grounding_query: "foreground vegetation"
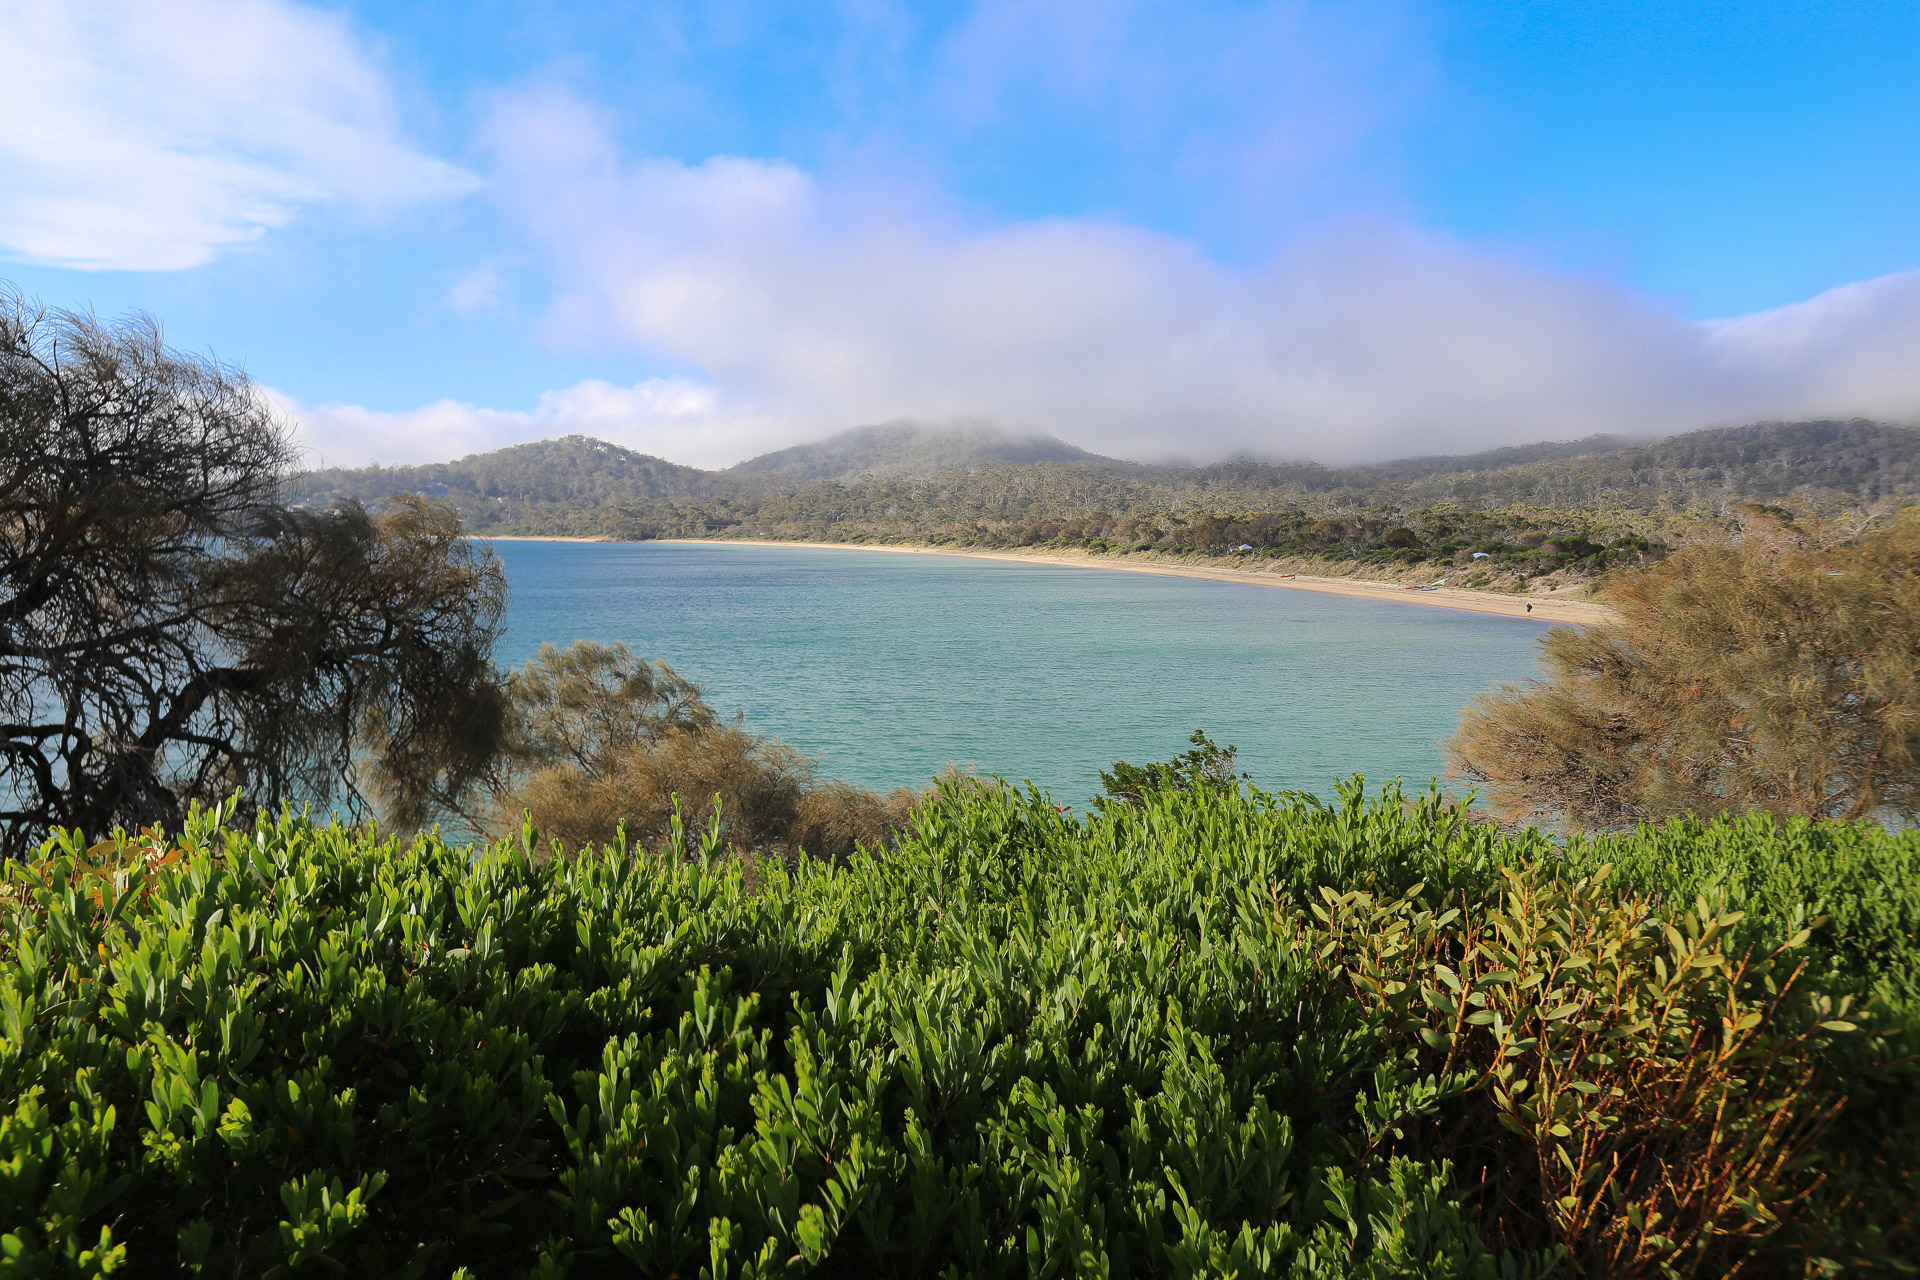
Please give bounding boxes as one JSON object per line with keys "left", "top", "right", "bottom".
{"left": 5, "top": 778, "right": 1915, "bottom": 1276}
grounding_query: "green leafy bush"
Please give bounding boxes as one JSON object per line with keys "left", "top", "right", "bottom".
{"left": 1095, "top": 729, "right": 1246, "bottom": 809}
{"left": 1293, "top": 870, "right": 1859, "bottom": 1276}
{"left": 2, "top": 782, "right": 1913, "bottom": 1276}
{"left": 1568, "top": 813, "right": 1920, "bottom": 1017}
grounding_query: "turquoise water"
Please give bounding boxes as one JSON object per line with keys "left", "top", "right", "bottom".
{"left": 494, "top": 541, "right": 1548, "bottom": 805}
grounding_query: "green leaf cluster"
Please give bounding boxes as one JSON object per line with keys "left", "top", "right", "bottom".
{"left": 2, "top": 781, "right": 1914, "bottom": 1276}
{"left": 1096, "top": 731, "right": 1247, "bottom": 810}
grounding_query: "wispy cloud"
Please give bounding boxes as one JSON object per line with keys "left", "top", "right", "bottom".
{"left": 0, "top": 0, "right": 475, "bottom": 271}
{"left": 929, "top": 0, "right": 1424, "bottom": 234}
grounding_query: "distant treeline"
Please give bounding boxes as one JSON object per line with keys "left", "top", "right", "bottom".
{"left": 291, "top": 418, "right": 1920, "bottom": 584}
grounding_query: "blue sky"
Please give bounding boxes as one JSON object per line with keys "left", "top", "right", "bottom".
{"left": 2, "top": 0, "right": 1917, "bottom": 467}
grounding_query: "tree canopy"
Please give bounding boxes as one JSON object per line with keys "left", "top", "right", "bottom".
{"left": 464, "top": 640, "right": 919, "bottom": 861}
{"left": 289, "top": 419, "right": 1920, "bottom": 550}
{"left": 1449, "top": 511, "right": 1920, "bottom": 828}
{"left": 0, "top": 291, "right": 507, "bottom": 853}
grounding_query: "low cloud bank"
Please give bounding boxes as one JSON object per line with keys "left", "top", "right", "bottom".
{"left": 288, "top": 88, "right": 1920, "bottom": 470}
{"left": 283, "top": 243, "right": 1920, "bottom": 472}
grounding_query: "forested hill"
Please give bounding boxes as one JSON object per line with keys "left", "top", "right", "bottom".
{"left": 1158, "top": 419, "right": 1920, "bottom": 510}
{"left": 724, "top": 421, "right": 1111, "bottom": 481}
{"left": 292, "top": 434, "right": 710, "bottom": 512}
{"left": 288, "top": 424, "right": 1119, "bottom": 525}
{"left": 1367, "top": 419, "right": 1920, "bottom": 510}
{"left": 288, "top": 419, "right": 1920, "bottom": 576}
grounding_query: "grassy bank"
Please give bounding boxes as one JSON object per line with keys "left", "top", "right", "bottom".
{"left": 4, "top": 782, "right": 1915, "bottom": 1276}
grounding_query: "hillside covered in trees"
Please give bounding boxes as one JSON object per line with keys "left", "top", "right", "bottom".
{"left": 290, "top": 418, "right": 1920, "bottom": 588}
{"left": 727, "top": 420, "right": 1111, "bottom": 481}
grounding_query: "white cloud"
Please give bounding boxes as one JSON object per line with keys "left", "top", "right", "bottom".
{"left": 0, "top": 0, "right": 475, "bottom": 271}
{"left": 449, "top": 87, "right": 1919, "bottom": 466}
{"left": 1703, "top": 269, "right": 1920, "bottom": 424}
{"left": 273, "top": 377, "right": 789, "bottom": 471}
{"left": 283, "top": 75, "right": 1920, "bottom": 472}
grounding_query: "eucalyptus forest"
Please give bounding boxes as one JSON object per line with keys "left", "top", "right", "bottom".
{"left": 294, "top": 418, "right": 1920, "bottom": 593}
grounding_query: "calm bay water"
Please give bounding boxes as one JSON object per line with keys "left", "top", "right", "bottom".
{"left": 494, "top": 541, "right": 1547, "bottom": 805}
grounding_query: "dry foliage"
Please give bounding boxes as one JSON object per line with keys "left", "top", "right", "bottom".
{"left": 477, "top": 641, "right": 920, "bottom": 859}
{"left": 1449, "top": 511, "right": 1920, "bottom": 828}
{"left": 1289, "top": 866, "right": 1861, "bottom": 1278}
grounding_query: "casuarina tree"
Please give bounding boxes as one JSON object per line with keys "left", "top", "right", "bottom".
{"left": 1449, "top": 510, "right": 1920, "bottom": 829}
{"left": 0, "top": 289, "right": 508, "bottom": 854}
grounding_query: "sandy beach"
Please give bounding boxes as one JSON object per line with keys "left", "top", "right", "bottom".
{"left": 659, "top": 539, "right": 1618, "bottom": 625}
{"left": 478, "top": 534, "right": 617, "bottom": 542}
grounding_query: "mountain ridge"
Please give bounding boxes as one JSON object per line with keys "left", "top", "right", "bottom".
{"left": 287, "top": 418, "right": 1920, "bottom": 542}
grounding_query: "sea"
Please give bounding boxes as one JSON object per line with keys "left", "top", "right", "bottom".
{"left": 494, "top": 540, "right": 1548, "bottom": 807}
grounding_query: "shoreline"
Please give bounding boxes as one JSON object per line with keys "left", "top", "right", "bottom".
{"left": 651, "top": 538, "right": 1618, "bottom": 625}
{"left": 478, "top": 534, "right": 616, "bottom": 542}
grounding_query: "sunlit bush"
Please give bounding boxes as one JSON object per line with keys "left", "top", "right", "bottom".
{"left": 470, "top": 641, "right": 921, "bottom": 860}
{"left": 2, "top": 780, "right": 1913, "bottom": 1275}
{"left": 1449, "top": 513, "right": 1920, "bottom": 829}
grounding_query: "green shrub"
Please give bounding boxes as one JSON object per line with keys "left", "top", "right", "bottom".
{"left": 1095, "top": 729, "right": 1246, "bottom": 809}
{"left": 1293, "top": 869, "right": 1856, "bottom": 1276}
{"left": 1564, "top": 813, "right": 1920, "bottom": 1018}
{"left": 1, "top": 783, "right": 1913, "bottom": 1276}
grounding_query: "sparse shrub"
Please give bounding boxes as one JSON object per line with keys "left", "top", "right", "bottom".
{"left": 1449, "top": 515, "right": 1920, "bottom": 829}
{"left": 790, "top": 778, "right": 921, "bottom": 863}
{"left": 501, "top": 721, "right": 812, "bottom": 855}
{"left": 475, "top": 641, "right": 919, "bottom": 860}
